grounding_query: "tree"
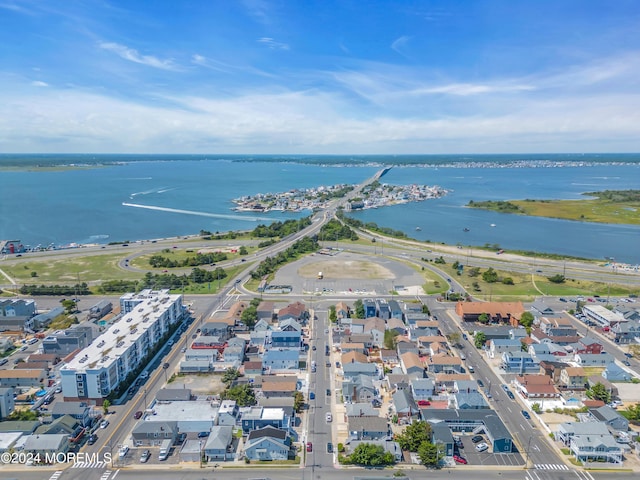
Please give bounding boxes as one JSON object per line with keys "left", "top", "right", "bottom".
{"left": 102, "top": 399, "right": 111, "bottom": 415}
{"left": 384, "top": 329, "right": 400, "bottom": 350}
{"left": 547, "top": 274, "right": 566, "bottom": 284}
{"left": 478, "top": 312, "right": 490, "bottom": 324}
{"left": 447, "top": 332, "right": 461, "bottom": 347}
{"left": 347, "top": 443, "right": 395, "bottom": 466}
{"left": 587, "top": 382, "right": 611, "bottom": 404}
{"left": 240, "top": 305, "right": 258, "bottom": 329}
{"left": 625, "top": 403, "right": 640, "bottom": 422}
{"left": 238, "top": 246, "right": 248, "bottom": 255}
{"left": 293, "top": 391, "right": 305, "bottom": 413}
{"left": 520, "top": 311, "right": 534, "bottom": 329}
{"left": 395, "top": 421, "right": 432, "bottom": 452}
{"left": 474, "top": 332, "right": 487, "bottom": 349}
{"left": 222, "top": 368, "right": 240, "bottom": 386}
{"left": 418, "top": 441, "right": 443, "bottom": 467}
{"left": 502, "top": 277, "right": 514, "bottom": 285}
{"left": 421, "top": 304, "right": 430, "bottom": 315}
{"left": 221, "top": 384, "right": 256, "bottom": 406}
{"left": 353, "top": 299, "right": 365, "bottom": 319}
{"left": 329, "top": 305, "right": 337, "bottom": 324}
{"left": 61, "top": 299, "right": 77, "bottom": 314}
{"left": 482, "top": 267, "right": 498, "bottom": 283}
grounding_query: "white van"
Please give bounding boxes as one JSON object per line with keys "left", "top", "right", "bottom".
{"left": 158, "top": 439, "right": 171, "bottom": 461}
{"left": 326, "top": 412, "right": 332, "bottom": 422}
{"left": 468, "top": 365, "right": 474, "bottom": 373}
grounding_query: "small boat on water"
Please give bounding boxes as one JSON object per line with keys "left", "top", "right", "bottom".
{"left": 463, "top": 228, "right": 470, "bottom": 232}
{"left": 490, "top": 223, "right": 496, "bottom": 227}
{"left": 415, "top": 226, "right": 422, "bottom": 231}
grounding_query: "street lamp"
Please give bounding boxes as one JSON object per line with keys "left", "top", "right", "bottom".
{"left": 199, "top": 440, "right": 203, "bottom": 468}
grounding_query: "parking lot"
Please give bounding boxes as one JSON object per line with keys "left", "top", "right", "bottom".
{"left": 455, "top": 433, "right": 525, "bottom": 467}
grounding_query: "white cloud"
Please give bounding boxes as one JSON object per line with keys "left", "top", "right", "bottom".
{"left": 390, "top": 35, "right": 410, "bottom": 55}
{"left": 31, "top": 80, "right": 48, "bottom": 87}
{"left": 99, "top": 42, "right": 179, "bottom": 70}
{"left": 258, "top": 37, "right": 289, "bottom": 50}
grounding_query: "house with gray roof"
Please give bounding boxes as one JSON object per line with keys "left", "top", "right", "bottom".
{"left": 0, "top": 387, "right": 15, "bottom": 420}
{"left": 570, "top": 433, "right": 622, "bottom": 464}
{"left": 575, "top": 353, "right": 615, "bottom": 367}
{"left": 602, "top": 363, "right": 631, "bottom": 382}
{"left": 156, "top": 388, "right": 192, "bottom": 402}
{"left": 262, "top": 349, "right": 299, "bottom": 373}
{"left": 131, "top": 421, "right": 178, "bottom": 447}
{"left": 345, "top": 403, "right": 378, "bottom": 418}
{"left": 556, "top": 421, "right": 611, "bottom": 446}
{"left": 244, "top": 426, "right": 292, "bottom": 461}
{"left": 452, "top": 391, "right": 489, "bottom": 409}
{"left": 590, "top": 405, "right": 629, "bottom": 432}
{"left": 347, "top": 416, "right": 389, "bottom": 441}
{"left": 35, "top": 415, "right": 83, "bottom": 440}
{"left": 501, "top": 351, "right": 540, "bottom": 373}
{"left": 342, "top": 375, "right": 377, "bottom": 403}
{"left": 51, "top": 402, "right": 92, "bottom": 427}
{"left": 392, "top": 389, "right": 419, "bottom": 421}
{"left": 23, "top": 434, "right": 70, "bottom": 457}
{"left": 431, "top": 422, "right": 455, "bottom": 457}
{"left": 342, "top": 361, "right": 379, "bottom": 379}
{"left": 489, "top": 338, "right": 522, "bottom": 357}
{"left": 611, "top": 320, "right": 640, "bottom": 344}
{"left": 203, "top": 425, "right": 235, "bottom": 461}
{"left": 410, "top": 378, "right": 435, "bottom": 401}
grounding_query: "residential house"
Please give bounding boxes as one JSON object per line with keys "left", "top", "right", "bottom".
{"left": 396, "top": 339, "right": 419, "bottom": 356}
{"left": 556, "top": 421, "right": 610, "bottom": 446}
{"left": 560, "top": 367, "right": 587, "bottom": 390}
{"left": 574, "top": 353, "right": 614, "bottom": 367}
{"left": 216, "top": 400, "right": 239, "bottom": 426}
{"left": 392, "top": 389, "right": 419, "bottom": 421}
{"left": 156, "top": 388, "right": 192, "bottom": 402}
{"left": 376, "top": 300, "right": 391, "bottom": 320}
{"left": 427, "top": 356, "right": 463, "bottom": 374}
{"left": 341, "top": 351, "right": 368, "bottom": 365}
{"left": 347, "top": 440, "right": 403, "bottom": 462}
{"left": 341, "top": 342, "right": 367, "bottom": 355}
{"left": 22, "top": 434, "right": 70, "bottom": 457}
{"left": 342, "top": 362, "right": 379, "bottom": 379}
{"left": 611, "top": 320, "right": 640, "bottom": 344}
{"left": 51, "top": 402, "right": 93, "bottom": 427}
{"left": 388, "top": 300, "right": 403, "bottom": 320}
{"left": 576, "top": 337, "right": 604, "bottom": 354}
{"left": 539, "top": 360, "right": 571, "bottom": 384}
{"left": 131, "top": 421, "right": 178, "bottom": 446}
{"left": 410, "top": 378, "right": 435, "bottom": 401}
{"left": 363, "top": 299, "right": 377, "bottom": 318}
{"left": 501, "top": 352, "right": 540, "bottom": 374}
{"left": 346, "top": 318, "right": 367, "bottom": 334}
{"left": 241, "top": 406, "right": 291, "bottom": 434}
{"left": 335, "top": 302, "right": 350, "bottom": 321}
{"left": 405, "top": 313, "right": 431, "bottom": 327}
{"left": 342, "top": 375, "right": 377, "bottom": 403}
{"left": 262, "top": 349, "right": 299, "bottom": 374}
{"left": 363, "top": 317, "right": 386, "bottom": 348}
{"left": 223, "top": 338, "right": 246, "bottom": 363}
{"left": 454, "top": 380, "right": 478, "bottom": 393}
{"left": 413, "top": 320, "right": 440, "bottom": 335}
{"left": 379, "top": 349, "right": 398, "bottom": 365}
{"left": 345, "top": 403, "right": 378, "bottom": 419}
{"left": 204, "top": 425, "right": 235, "bottom": 461}
{"left": 277, "top": 302, "right": 308, "bottom": 324}
{"left": 556, "top": 421, "right": 623, "bottom": 464}
{"left": 278, "top": 318, "right": 302, "bottom": 332}
{"left": 399, "top": 352, "right": 425, "bottom": 378}
{"left": 587, "top": 376, "right": 618, "bottom": 398}
{"left": 347, "top": 416, "right": 389, "bottom": 441}
{"left": 0, "top": 387, "right": 15, "bottom": 419}
{"left": 243, "top": 361, "right": 263, "bottom": 376}
{"left": 253, "top": 319, "right": 270, "bottom": 333}
{"left": 0, "top": 369, "right": 47, "bottom": 388}
{"left": 35, "top": 415, "right": 84, "bottom": 442}
{"left": 431, "top": 423, "right": 455, "bottom": 457}
{"left": 256, "top": 301, "right": 275, "bottom": 323}
{"left": 269, "top": 330, "right": 302, "bottom": 350}
{"left": 531, "top": 300, "right": 558, "bottom": 318}
{"left": 590, "top": 405, "right": 629, "bottom": 432}
{"left": 201, "top": 321, "right": 229, "bottom": 339}
{"left": 260, "top": 377, "right": 298, "bottom": 398}
{"left": 452, "top": 391, "right": 489, "bottom": 409}
{"left": 244, "top": 426, "right": 292, "bottom": 461}
{"left": 602, "top": 363, "right": 631, "bottom": 382}
{"left": 489, "top": 339, "right": 522, "bottom": 357}
{"left": 514, "top": 375, "right": 560, "bottom": 399}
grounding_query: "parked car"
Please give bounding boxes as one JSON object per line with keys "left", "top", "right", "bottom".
{"left": 453, "top": 454, "right": 468, "bottom": 464}
{"left": 475, "top": 442, "right": 489, "bottom": 452}
{"left": 306, "top": 442, "right": 313, "bottom": 452}
{"left": 197, "top": 431, "right": 210, "bottom": 438}
{"left": 140, "top": 449, "right": 150, "bottom": 463}
{"left": 312, "top": 345, "right": 316, "bottom": 351}
{"left": 471, "top": 435, "right": 484, "bottom": 443}
{"left": 327, "top": 442, "right": 333, "bottom": 453}
{"left": 477, "top": 379, "right": 484, "bottom": 388}
{"left": 309, "top": 392, "right": 315, "bottom": 400}
{"left": 118, "top": 445, "right": 129, "bottom": 458}
{"left": 521, "top": 410, "right": 531, "bottom": 420}
{"left": 87, "top": 434, "right": 98, "bottom": 445}
{"left": 326, "top": 389, "right": 331, "bottom": 396}
{"left": 507, "top": 391, "right": 515, "bottom": 400}
{"left": 326, "top": 412, "right": 332, "bottom": 422}
{"left": 100, "top": 420, "right": 109, "bottom": 429}
{"left": 624, "top": 353, "right": 633, "bottom": 358}
{"left": 623, "top": 360, "right": 631, "bottom": 366}
{"left": 134, "top": 410, "right": 143, "bottom": 419}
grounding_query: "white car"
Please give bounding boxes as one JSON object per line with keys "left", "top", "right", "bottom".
{"left": 326, "top": 413, "right": 332, "bottom": 422}
{"left": 118, "top": 445, "right": 129, "bottom": 458}
{"left": 100, "top": 420, "right": 109, "bottom": 429}
{"left": 475, "top": 442, "right": 489, "bottom": 452}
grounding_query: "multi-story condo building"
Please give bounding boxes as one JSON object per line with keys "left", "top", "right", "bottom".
{"left": 60, "top": 289, "right": 184, "bottom": 403}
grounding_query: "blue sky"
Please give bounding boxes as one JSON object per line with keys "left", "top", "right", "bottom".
{"left": 1, "top": 0, "right": 639, "bottom": 154}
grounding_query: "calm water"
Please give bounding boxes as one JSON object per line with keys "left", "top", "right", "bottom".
{"left": 1, "top": 155, "right": 639, "bottom": 263}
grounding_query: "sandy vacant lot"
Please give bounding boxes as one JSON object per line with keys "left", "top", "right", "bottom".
{"left": 169, "top": 373, "right": 226, "bottom": 395}
{"left": 298, "top": 259, "right": 395, "bottom": 279}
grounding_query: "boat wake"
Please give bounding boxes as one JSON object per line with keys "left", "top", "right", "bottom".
{"left": 122, "top": 202, "right": 271, "bottom": 222}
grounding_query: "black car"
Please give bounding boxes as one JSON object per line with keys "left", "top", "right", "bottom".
{"left": 477, "top": 379, "right": 484, "bottom": 388}
{"left": 507, "top": 391, "right": 515, "bottom": 400}
{"left": 87, "top": 434, "right": 98, "bottom": 445}
{"left": 623, "top": 360, "right": 631, "bottom": 366}
{"left": 471, "top": 435, "right": 483, "bottom": 443}
{"left": 326, "top": 389, "right": 331, "bottom": 396}
{"left": 327, "top": 442, "right": 333, "bottom": 453}
{"left": 522, "top": 410, "right": 531, "bottom": 420}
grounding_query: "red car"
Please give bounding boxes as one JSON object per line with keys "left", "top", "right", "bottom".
{"left": 453, "top": 454, "right": 468, "bottom": 464}
{"left": 306, "top": 442, "right": 313, "bottom": 452}
{"left": 417, "top": 400, "right": 431, "bottom": 406}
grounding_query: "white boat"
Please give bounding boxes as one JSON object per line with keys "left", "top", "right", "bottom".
{"left": 415, "top": 227, "right": 422, "bottom": 231}
{"left": 490, "top": 224, "right": 496, "bottom": 227}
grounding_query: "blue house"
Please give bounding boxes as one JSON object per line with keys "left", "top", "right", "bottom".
{"left": 363, "top": 299, "right": 377, "bottom": 318}
{"left": 501, "top": 352, "right": 540, "bottom": 373}
{"left": 602, "top": 363, "right": 631, "bottom": 382}
{"left": 388, "top": 300, "right": 403, "bottom": 321}
{"left": 270, "top": 330, "right": 302, "bottom": 350}
{"left": 262, "top": 349, "right": 299, "bottom": 373}
{"left": 244, "top": 426, "right": 292, "bottom": 461}
{"left": 241, "top": 406, "right": 292, "bottom": 434}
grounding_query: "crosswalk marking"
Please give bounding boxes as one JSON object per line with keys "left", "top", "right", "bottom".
{"left": 49, "top": 471, "right": 63, "bottom": 480}
{"left": 100, "top": 469, "right": 112, "bottom": 480}
{"left": 535, "top": 463, "right": 569, "bottom": 470}
{"left": 72, "top": 460, "right": 109, "bottom": 468}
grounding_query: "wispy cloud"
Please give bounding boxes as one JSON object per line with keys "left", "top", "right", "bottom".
{"left": 0, "top": 2, "right": 32, "bottom": 14}
{"left": 99, "top": 42, "right": 179, "bottom": 70}
{"left": 242, "top": 0, "right": 272, "bottom": 25}
{"left": 31, "top": 80, "right": 48, "bottom": 87}
{"left": 413, "top": 83, "right": 535, "bottom": 96}
{"left": 190, "top": 53, "right": 277, "bottom": 78}
{"left": 258, "top": 37, "right": 289, "bottom": 50}
{"left": 391, "top": 35, "right": 410, "bottom": 56}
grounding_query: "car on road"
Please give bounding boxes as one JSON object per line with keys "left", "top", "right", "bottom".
{"left": 139, "top": 450, "right": 150, "bottom": 463}
{"left": 312, "top": 345, "right": 316, "bottom": 351}
{"left": 501, "top": 384, "right": 509, "bottom": 392}
{"left": 134, "top": 411, "right": 143, "bottom": 419}
{"left": 559, "top": 297, "right": 567, "bottom": 302}
{"left": 521, "top": 410, "right": 531, "bottom": 420}
{"left": 326, "top": 389, "right": 331, "bottom": 396}
{"left": 100, "top": 420, "right": 109, "bottom": 429}
{"left": 163, "top": 362, "right": 170, "bottom": 368}
{"left": 507, "top": 391, "right": 515, "bottom": 400}
{"left": 306, "top": 442, "right": 313, "bottom": 452}
{"left": 453, "top": 454, "right": 468, "bottom": 464}
{"left": 309, "top": 392, "right": 315, "bottom": 400}
{"left": 471, "top": 435, "right": 483, "bottom": 443}
{"left": 326, "top": 413, "right": 332, "bottom": 422}
{"left": 475, "top": 442, "right": 489, "bottom": 452}
{"left": 327, "top": 443, "right": 333, "bottom": 453}
{"left": 624, "top": 353, "right": 633, "bottom": 358}
{"left": 197, "top": 431, "right": 210, "bottom": 438}
{"left": 87, "top": 434, "right": 98, "bottom": 445}
{"left": 623, "top": 360, "right": 631, "bottom": 366}
{"left": 484, "top": 389, "right": 492, "bottom": 399}
{"left": 477, "top": 379, "right": 484, "bottom": 388}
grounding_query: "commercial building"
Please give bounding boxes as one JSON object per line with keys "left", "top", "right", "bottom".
{"left": 60, "top": 289, "right": 184, "bottom": 402}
